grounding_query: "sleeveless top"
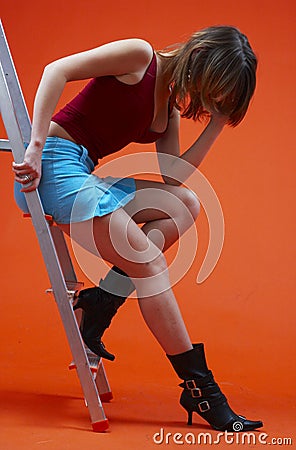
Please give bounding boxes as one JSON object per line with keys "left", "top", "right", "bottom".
{"left": 52, "top": 52, "right": 170, "bottom": 164}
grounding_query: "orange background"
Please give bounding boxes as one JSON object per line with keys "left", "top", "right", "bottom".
{"left": 0, "top": 0, "right": 295, "bottom": 449}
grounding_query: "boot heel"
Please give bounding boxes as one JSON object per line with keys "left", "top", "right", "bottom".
{"left": 73, "top": 289, "right": 86, "bottom": 311}
{"left": 187, "top": 410, "right": 193, "bottom": 426}
{"left": 73, "top": 298, "right": 82, "bottom": 311}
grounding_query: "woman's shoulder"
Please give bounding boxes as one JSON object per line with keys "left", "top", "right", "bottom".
{"left": 108, "top": 38, "right": 154, "bottom": 83}
{"left": 115, "top": 38, "right": 154, "bottom": 65}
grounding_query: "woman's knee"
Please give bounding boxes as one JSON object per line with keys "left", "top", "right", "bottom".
{"left": 123, "top": 249, "right": 168, "bottom": 278}
{"left": 178, "top": 187, "right": 200, "bottom": 220}
{"left": 132, "top": 252, "right": 171, "bottom": 297}
{"left": 144, "top": 251, "right": 168, "bottom": 276}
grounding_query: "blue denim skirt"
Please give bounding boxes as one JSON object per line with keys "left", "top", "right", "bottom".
{"left": 14, "top": 137, "right": 136, "bottom": 224}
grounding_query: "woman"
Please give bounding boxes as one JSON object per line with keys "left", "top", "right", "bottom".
{"left": 13, "top": 25, "right": 262, "bottom": 431}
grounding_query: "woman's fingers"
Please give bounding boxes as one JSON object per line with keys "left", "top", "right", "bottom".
{"left": 20, "top": 178, "right": 39, "bottom": 192}
{"left": 12, "top": 161, "right": 40, "bottom": 188}
{"left": 14, "top": 169, "right": 38, "bottom": 180}
{"left": 12, "top": 162, "right": 36, "bottom": 174}
{"left": 12, "top": 146, "right": 42, "bottom": 192}
{"left": 15, "top": 173, "right": 33, "bottom": 183}
{"left": 15, "top": 173, "right": 41, "bottom": 192}
{"left": 12, "top": 161, "right": 31, "bottom": 169}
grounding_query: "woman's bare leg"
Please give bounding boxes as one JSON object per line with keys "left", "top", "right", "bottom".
{"left": 124, "top": 179, "right": 200, "bottom": 251}
{"left": 59, "top": 207, "right": 192, "bottom": 355}
{"left": 96, "top": 178, "right": 200, "bottom": 299}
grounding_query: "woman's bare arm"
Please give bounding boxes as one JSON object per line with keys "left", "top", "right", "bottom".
{"left": 13, "top": 39, "right": 153, "bottom": 191}
{"left": 156, "top": 112, "right": 227, "bottom": 185}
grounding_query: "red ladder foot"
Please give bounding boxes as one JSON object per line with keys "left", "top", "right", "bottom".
{"left": 92, "top": 419, "right": 109, "bottom": 432}
{"left": 99, "top": 391, "right": 113, "bottom": 402}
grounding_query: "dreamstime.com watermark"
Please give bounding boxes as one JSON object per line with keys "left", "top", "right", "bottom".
{"left": 69, "top": 151, "right": 225, "bottom": 295}
{"left": 152, "top": 427, "right": 293, "bottom": 446}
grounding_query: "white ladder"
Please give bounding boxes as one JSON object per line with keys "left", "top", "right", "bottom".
{"left": 0, "top": 19, "right": 112, "bottom": 432}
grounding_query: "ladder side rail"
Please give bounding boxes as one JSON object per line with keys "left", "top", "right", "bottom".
{"left": 50, "top": 225, "right": 79, "bottom": 286}
{"left": 50, "top": 225, "right": 83, "bottom": 333}
{"left": 0, "top": 20, "right": 31, "bottom": 143}
{"left": 0, "top": 64, "right": 107, "bottom": 428}
{"left": 0, "top": 26, "right": 111, "bottom": 411}
{"left": 96, "top": 360, "right": 113, "bottom": 399}
{"left": 50, "top": 224, "right": 112, "bottom": 400}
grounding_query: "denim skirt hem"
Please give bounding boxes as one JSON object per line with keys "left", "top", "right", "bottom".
{"left": 14, "top": 137, "right": 136, "bottom": 224}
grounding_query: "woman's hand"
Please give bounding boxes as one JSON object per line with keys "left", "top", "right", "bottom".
{"left": 12, "top": 142, "right": 42, "bottom": 192}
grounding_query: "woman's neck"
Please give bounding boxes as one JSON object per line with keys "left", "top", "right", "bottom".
{"left": 156, "top": 53, "right": 174, "bottom": 88}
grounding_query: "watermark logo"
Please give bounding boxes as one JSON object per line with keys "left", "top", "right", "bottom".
{"left": 69, "top": 151, "right": 224, "bottom": 297}
{"left": 152, "top": 427, "right": 293, "bottom": 446}
{"left": 232, "top": 421, "right": 244, "bottom": 432}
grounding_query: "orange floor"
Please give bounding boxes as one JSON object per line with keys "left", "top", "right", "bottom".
{"left": 1, "top": 0, "right": 296, "bottom": 449}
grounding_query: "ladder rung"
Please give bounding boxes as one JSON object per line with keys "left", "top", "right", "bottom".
{"left": 69, "top": 359, "right": 99, "bottom": 374}
{"left": 45, "top": 282, "right": 84, "bottom": 297}
{"left": 69, "top": 357, "right": 114, "bottom": 403}
{"left": 23, "top": 212, "right": 54, "bottom": 226}
{"left": 0, "top": 139, "right": 12, "bottom": 151}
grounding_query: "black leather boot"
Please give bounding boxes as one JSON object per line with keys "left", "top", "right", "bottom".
{"left": 167, "top": 343, "right": 263, "bottom": 431}
{"left": 73, "top": 266, "right": 135, "bottom": 360}
{"left": 74, "top": 284, "right": 126, "bottom": 361}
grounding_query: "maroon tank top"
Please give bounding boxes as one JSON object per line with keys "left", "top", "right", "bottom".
{"left": 52, "top": 52, "right": 169, "bottom": 163}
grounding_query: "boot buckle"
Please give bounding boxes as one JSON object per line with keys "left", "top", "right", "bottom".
{"left": 198, "top": 401, "right": 210, "bottom": 412}
{"left": 185, "top": 379, "right": 197, "bottom": 390}
{"left": 185, "top": 380, "right": 202, "bottom": 398}
{"left": 191, "top": 388, "right": 202, "bottom": 398}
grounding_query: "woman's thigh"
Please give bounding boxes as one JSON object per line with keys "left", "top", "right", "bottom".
{"left": 58, "top": 207, "right": 162, "bottom": 273}
{"left": 123, "top": 179, "right": 200, "bottom": 223}
{"left": 58, "top": 207, "right": 171, "bottom": 297}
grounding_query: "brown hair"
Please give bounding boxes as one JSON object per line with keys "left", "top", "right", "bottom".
{"left": 157, "top": 26, "right": 257, "bottom": 126}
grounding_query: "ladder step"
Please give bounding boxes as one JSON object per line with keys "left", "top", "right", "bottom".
{"left": 23, "top": 212, "right": 54, "bottom": 225}
{"left": 69, "top": 355, "right": 113, "bottom": 403}
{"left": 0, "top": 138, "right": 12, "bottom": 151}
{"left": 69, "top": 359, "right": 99, "bottom": 374}
{"left": 46, "top": 282, "right": 84, "bottom": 296}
